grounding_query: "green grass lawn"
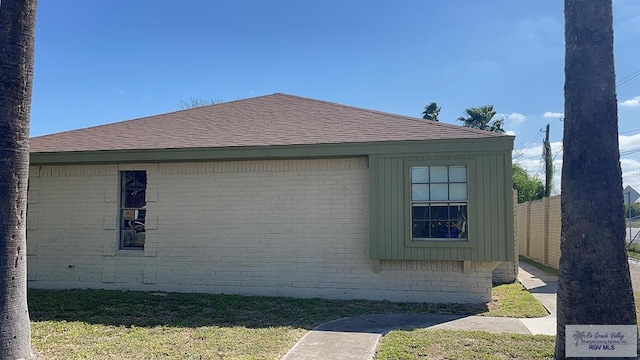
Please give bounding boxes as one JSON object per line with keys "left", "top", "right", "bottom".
{"left": 628, "top": 242, "right": 640, "bottom": 259}
{"left": 375, "top": 291, "right": 640, "bottom": 360}
{"left": 28, "top": 282, "right": 545, "bottom": 359}
{"left": 376, "top": 329, "right": 555, "bottom": 360}
{"left": 375, "top": 282, "right": 555, "bottom": 360}
{"left": 484, "top": 283, "right": 548, "bottom": 318}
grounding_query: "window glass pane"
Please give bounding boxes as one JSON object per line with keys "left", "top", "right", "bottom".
{"left": 123, "top": 172, "right": 135, "bottom": 188}
{"left": 451, "top": 205, "right": 468, "bottom": 238}
{"left": 120, "top": 170, "right": 147, "bottom": 249}
{"left": 449, "top": 183, "right": 467, "bottom": 200}
{"left": 431, "top": 221, "right": 451, "bottom": 238}
{"left": 430, "top": 205, "right": 450, "bottom": 220}
{"left": 412, "top": 221, "right": 429, "bottom": 238}
{"left": 123, "top": 191, "right": 135, "bottom": 208}
{"left": 124, "top": 189, "right": 146, "bottom": 208}
{"left": 410, "top": 165, "right": 468, "bottom": 241}
{"left": 412, "top": 205, "right": 469, "bottom": 240}
{"left": 449, "top": 166, "right": 467, "bottom": 182}
{"left": 133, "top": 171, "right": 147, "bottom": 188}
{"left": 137, "top": 209, "right": 146, "bottom": 222}
{"left": 122, "top": 229, "right": 136, "bottom": 247}
{"left": 412, "top": 184, "right": 429, "bottom": 201}
{"left": 124, "top": 171, "right": 146, "bottom": 189}
{"left": 413, "top": 206, "right": 434, "bottom": 238}
{"left": 430, "top": 184, "right": 448, "bottom": 200}
{"left": 132, "top": 189, "right": 146, "bottom": 208}
{"left": 412, "top": 206, "right": 429, "bottom": 220}
{"left": 122, "top": 171, "right": 147, "bottom": 208}
{"left": 122, "top": 209, "right": 136, "bottom": 221}
{"left": 411, "top": 167, "right": 429, "bottom": 183}
{"left": 134, "top": 231, "right": 146, "bottom": 248}
{"left": 430, "top": 166, "right": 448, "bottom": 182}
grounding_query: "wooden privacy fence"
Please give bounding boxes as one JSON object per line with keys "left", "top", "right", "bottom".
{"left": 515, "top": 195, "right": 561, "bottom": 270}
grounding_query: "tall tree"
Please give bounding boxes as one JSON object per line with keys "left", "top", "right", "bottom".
{"left": 457, "top": 105, "right": 505, "bottom": 133}
{"left": 555, "top": 0, "right": 637, "bottom": 358}
{"left": 422, "top": 102, "right": 441, "bottom": 121}
{"left": 176, "top": 97, "right": 221, "bottom": 110}
{"left": 512, "top": 163, "right": 544, "bottom": 203}
{"left": 0, "top": 0, "right": 38, "bottom": 359}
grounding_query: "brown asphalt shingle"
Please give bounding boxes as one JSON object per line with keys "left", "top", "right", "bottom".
{"left": 29, "top": 93, "right": 507, "bottom": 153}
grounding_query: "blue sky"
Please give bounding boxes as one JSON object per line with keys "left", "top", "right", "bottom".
{"left": 31, "top": 0, "right": 640, "bottom": 192}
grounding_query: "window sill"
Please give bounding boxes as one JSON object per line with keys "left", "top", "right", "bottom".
{"left": 406, "top": 239, "right": 474, "bottom": 248}
{"left": 116, "top": 249, "right": 146, "bottom": 257}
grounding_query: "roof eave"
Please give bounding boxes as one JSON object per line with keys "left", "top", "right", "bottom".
{"left": 29, "top": 137, "right": 514, "bottom": 165}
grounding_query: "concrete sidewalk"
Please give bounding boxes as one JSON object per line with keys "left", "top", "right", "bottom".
{"left": 517, "top": 261, "right": 558, "bottom": 336}
{"left": 281, "top": 264, "right": 558, "bottom": 360}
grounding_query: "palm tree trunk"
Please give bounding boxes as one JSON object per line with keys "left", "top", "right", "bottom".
{"left": 556, "top": 1, "right": 637, "bottom": 359}
{"left": 0, "top": 1, "right": 38, "bottom": 359}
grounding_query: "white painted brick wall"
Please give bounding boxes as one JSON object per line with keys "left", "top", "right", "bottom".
{"left": 27, "top": 158, "right": 497, "bottom": 303}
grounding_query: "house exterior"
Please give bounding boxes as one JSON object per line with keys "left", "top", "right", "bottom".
{"left": 26, "top": 93, "right": 514, "bottom": 303}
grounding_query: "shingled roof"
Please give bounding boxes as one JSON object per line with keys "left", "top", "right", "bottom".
{"left": 30, "top": 93, "right": 507, "bottom": 153}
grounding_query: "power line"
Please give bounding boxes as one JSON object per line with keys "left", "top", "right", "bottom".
{"left": 620, "top": 148, "right": 640, "bottom": 157}
{"left": 618, "top": 68, "right": 640, "bottom": 83}
{"left": 529, "top": 131, "right": 542, "bottom": 146}
{"left": 617, "top": 68, "right": 640, "bottom": 87}
{"left": 531, "top": 147, "right": 563, "bottom": 178}
{"left": 531, "top": 166, "right": 546, "bottom": 178}
{"left": 515, "top": 122, "right": 640, "bottom": 164}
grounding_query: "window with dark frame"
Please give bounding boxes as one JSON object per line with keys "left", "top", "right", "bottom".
{"left": 120, "top": 170, "right": 147, "bottom": 249}
{"left": 411, "top": 165, "right": 468, "bottom": 240}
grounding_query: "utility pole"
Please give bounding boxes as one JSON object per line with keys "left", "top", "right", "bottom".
{"left": 543, "top": 123, "right": 553, "bottom": 197}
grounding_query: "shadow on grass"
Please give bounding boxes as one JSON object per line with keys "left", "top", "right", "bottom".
{"left": 28, "top": 289, "right": 488, "bottom": 330}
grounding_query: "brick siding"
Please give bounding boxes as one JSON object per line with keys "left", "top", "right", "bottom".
{"left": 27, "top": 158, "right": 497, "bottom": 303}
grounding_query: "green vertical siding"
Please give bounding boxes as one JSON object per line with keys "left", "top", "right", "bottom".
{"left": 393, "top": 157, "right": 404, "bottom": 259}
{"left": 384, "top": 158, "right": 393, "bottom": 258}
{"left": 370, "top": 151, "right": 514, "bottom": 262}
{"left": 475, "top": 155, "right": 486, "bottom": 261}
{"left": 369, "top": 158, "right": 380, "bottom": 258}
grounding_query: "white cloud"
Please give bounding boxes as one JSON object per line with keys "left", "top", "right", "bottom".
{"left": 620, "top": 96, "right": 640, "bottom": 108}
{"left": 514, "top": 133, "right": 640, "bottom": 193}
{"left": 544, "top": 112, "right": 564, "bottom": 119}
{"left": 622, "top": 158, "right": 640, "bottom": 190}
{"left": 507, "top": 113, "right": 527, "bottom": 124}
{"left": 497, "top": 112, "right": 527, "bottom": 123}
{"left": 515, "top": 141, "right": 562, "bottom": 161}
{"left": 619, "top": 133, "right": 640, "bottom": 151}
{"left": 497, "top": 113, "right": 527, "bottom": 136}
